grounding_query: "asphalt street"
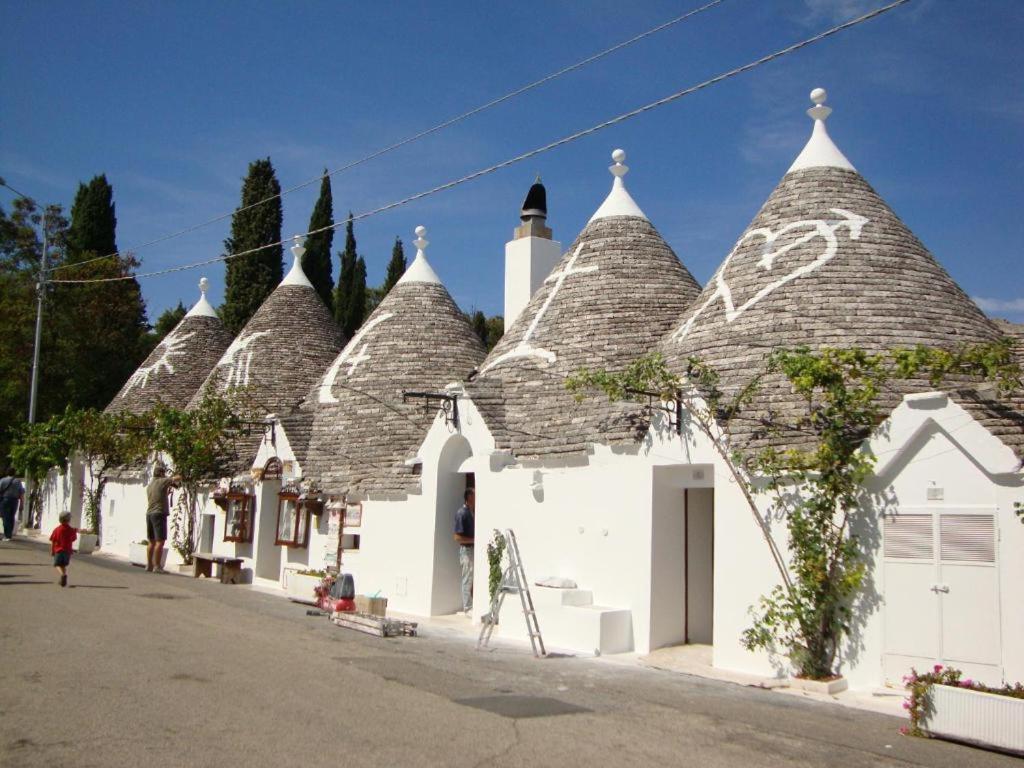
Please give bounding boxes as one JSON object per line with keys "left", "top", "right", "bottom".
{"left": 0, "top": 538, "right": 1017, "bottom": 768}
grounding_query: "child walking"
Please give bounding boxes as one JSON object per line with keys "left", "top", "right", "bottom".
{"left": 49, "top": 512, "right": 77, "bottom": 587}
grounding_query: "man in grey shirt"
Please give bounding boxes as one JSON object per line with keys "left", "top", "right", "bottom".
{"left": 146, "top": 465, "right": 180, "bottom": 572}
{"left": 0, "top": 468, "right": 24, "bottom": 541}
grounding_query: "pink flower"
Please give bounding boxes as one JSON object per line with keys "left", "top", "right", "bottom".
{"left": 933, "top": 664, "right": 943, "bottom": 673}
{"left": 961, "top": 679, "right": 974, "bottom": 688}
{"left": 902, "top": 700, "right": 911, "bottom": 710}
{"left": 899, "top": 726, "right": 910, "bottom": 735}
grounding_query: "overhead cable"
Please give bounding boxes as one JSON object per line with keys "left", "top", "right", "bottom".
{"left": 47, "top": 0, "right": 728, "bottom": 274}
{"left": 49, "top": 0, "right": 912, "bottom": 286}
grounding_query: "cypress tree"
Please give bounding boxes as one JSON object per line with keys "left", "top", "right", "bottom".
{"left": 381, "top": 237, "right": 407, "bottom": 295}
{"left": 57, "top": 175, "right": 150, "bottom": 409}
{"left": 470, "top": 310, "right": 488, "bottom": 346}
{"left": 221, "top": 158, "right": 284, "bottom": 334}
{"left": 333, "top": 213, "right": 357, "bottom": 326}
{"left": 66, "top": 175, "right": 117, "bottom": 263}
{"left": 343, "top": 257, "right": 367, "bottom": 337}
{"left": 303, "top": 171, "right": 334, "bottom": 311}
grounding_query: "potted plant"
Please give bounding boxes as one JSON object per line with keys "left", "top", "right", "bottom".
{"left": 74, "top": 529, "right": 98, "bottom": 554}
{"left": 903, "top": 665, "right": 1024, "bottom": 755}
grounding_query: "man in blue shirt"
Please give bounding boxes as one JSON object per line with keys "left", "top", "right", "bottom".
{"left": 453, "top": 487, "right": 475, "bottom": 615}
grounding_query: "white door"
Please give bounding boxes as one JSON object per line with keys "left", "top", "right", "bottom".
{"left": 883, "top": 509, "right": 1001, "bottom": 686}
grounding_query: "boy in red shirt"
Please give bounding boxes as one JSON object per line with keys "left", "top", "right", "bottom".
{"left": 49, "top": 512, "right": 77, "bottom": 587}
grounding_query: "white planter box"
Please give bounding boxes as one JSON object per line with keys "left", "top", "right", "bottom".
{"left": 74, "top": 533, "right": 97, "bottom": 554}
{"left": 924, "top": 684, "right": 1024, "bottom": 755}
{"left": 285, "top": 572, "right": 323, "bottom": 603}
{"left": 129, "top": 542, "right": 167, "bottom": 568}
{"left": 790, "top": 676, "right": 848, "bottom": 695}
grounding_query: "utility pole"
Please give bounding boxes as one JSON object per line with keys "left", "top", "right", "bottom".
{"left": 28, "top": 208, "right": 48, "bottom": 424}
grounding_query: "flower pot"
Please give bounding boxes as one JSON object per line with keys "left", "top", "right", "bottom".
{"left": 285, "top": 572, "right": 323, "bottom": 604}
{"left": 74, "top": 533, "right": 98, "bottom": 554}
{"left": 923, "top": 684, "right": 1024, "bottom": 755}
{"left": 790, "top": 676, "right": 848, "bottom": 695}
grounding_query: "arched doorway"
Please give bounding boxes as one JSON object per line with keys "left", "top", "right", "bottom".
{"left": 431, "top": 435, "right": 473, "bottom": 615}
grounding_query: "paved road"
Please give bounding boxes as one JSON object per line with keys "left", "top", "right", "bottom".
{"left": 0, "top": 539, "right": 1016, "bottom": 768}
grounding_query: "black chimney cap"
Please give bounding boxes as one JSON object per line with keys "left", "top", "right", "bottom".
{"left": 520, "top": 177, "right": 547, "bottom": 220}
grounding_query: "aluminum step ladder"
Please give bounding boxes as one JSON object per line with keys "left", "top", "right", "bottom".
{"left": 477, "top": 529, "right": 546, "bottom": 657}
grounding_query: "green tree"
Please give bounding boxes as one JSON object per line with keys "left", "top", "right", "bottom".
{"left": 343, "top": 256, "right": 367, "bottom": 337}
{"left": 151, "top": 392, "right": 253, "bottom": 563}
{"left": 70, "top": 408, "right": 153, "bottom": 539}
{"left": 0, "top": 197, "right": 69, "bottom": 462}
{"left": 484, "top": 315, "right": 504, "bottom": 352}
{"left": 222, "top": 158, "right": 283, "bottom": 334}
{"left": 470, "top": 310, "right": 488, "bottom": 346}
{"left": 303, "top": 171, "right": 334, "bottom": 311}
{"left": 333, "top": 213, "right": 357, "bottom": 327}
{"left": 57, "top": 175, "right": 150, "bottom": 410}
{"left": 8, "top": 412, "right": 75, "bottom": 527}
{"left": 66, "top": 174, "right": 117, "bottom": 263}
{"left": 382, "top": 236, "right": 406, "bottom": 295}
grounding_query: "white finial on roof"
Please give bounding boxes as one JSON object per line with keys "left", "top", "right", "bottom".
{"left": 788, "top": 87, "right": 856, "bottom": 173}
{"left": 281, "top": 234, "right": 314, "bottom": 287}
{"left": 185, "top": 276, "right": 218, "bottom": 317}
{"left": 589, "top": 148, "right": 648, "bottom": 222}
{"left": 397, "top": 225, "right": 442, "bottom": 285}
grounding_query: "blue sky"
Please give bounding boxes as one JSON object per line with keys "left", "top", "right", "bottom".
{"left": 2, "top": 0, "right": 1022, "bottom": 322}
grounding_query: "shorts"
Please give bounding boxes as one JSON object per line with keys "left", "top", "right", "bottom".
{"left": 146, "top": 513, "right": 168, "bottom": 541}
{"left": 54, "top": 551, "right": 71, "bottom": 567}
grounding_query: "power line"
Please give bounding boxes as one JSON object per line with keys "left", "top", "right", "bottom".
{"left": 46, "top": 0, "right": 728, "bottom": 274}
{"left": 50, "top": 0, "right": 912, "bottom": 286}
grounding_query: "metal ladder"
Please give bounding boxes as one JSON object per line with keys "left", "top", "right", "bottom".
{"left": 477, "top": 529, "right": 546, "bottom": 657}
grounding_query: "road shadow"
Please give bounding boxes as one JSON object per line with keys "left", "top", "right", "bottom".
{"left": 0, "top": 580, "right": 51, "bottom": 585}
{"left": 0, "top": 562, "right": 48, "bottom": 567}
{"left": 68, "top": 585, "right": 129, "bottom": 590}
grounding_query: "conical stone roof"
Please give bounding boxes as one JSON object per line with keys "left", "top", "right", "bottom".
{"left": 189, "top": 246, "right": 345, "bottom": 472}
{"left": 106, "top": 278, "right": 233, "bottom": 415}
{"left": 468, "top": 150, "right": 702, "bottom": 460}
{"left": 302, "top": 227, "right": 486, "bottom": 498}
{"left": 661, "top": 89, "right": 1002, "bottom": 456}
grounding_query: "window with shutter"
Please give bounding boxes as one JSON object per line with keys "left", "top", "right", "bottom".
{"left": 939, "top": 514, "right": 995, "bottom": 563}
{"left": 884, "top": 514, "right": 933, "bottom": 560}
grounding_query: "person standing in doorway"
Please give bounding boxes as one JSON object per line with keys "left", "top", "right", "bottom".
{"left": 0, "top": 467, "right": 25, "bottom": 541}
{"left": 453, "top": 487, "right": 475, "bottom": 615}
{"left": 146, "top": 465, "right": 180, "bottom": 573}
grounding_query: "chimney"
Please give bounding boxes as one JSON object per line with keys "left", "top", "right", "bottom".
{"left": 504, "top": 177, "right": 562, "bottom": 330}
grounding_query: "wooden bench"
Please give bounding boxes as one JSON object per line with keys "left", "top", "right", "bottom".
{"left": 192, "top": 553, "right": 244, "bottom": 584}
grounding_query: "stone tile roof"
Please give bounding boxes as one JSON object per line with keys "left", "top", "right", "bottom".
{"left": 106, "top": 314, "right": 233, "bottom": 415}
{"left": 278, "top": 409, "right": 314, "bottom": 470}
{"left": 660, "top": 165, "right": 1005, "bottom": 457}
{"left": 303, "top": 280, "right": 486, "bottom": 498}
{"left": 468, "top": 214, "right": 701, "bottom": 460}
{"left": 190, "top": 283, "right": 345, "bottom": 475}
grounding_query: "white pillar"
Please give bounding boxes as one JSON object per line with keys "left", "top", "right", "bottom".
{"left": 504, "top": 235, "right": 562, "bottom": 331}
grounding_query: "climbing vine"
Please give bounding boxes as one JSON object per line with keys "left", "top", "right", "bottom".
{"left": 567, "top": 341, "right": 1020, "bottom": 680}
{"left": 486, "top": 529, "right": 507, "bottom": 603}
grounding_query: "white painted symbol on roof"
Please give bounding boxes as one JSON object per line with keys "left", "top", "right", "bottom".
{"left": 480, "top": 242, "right": 598, "bottom": 373}
{"left": 121, "top": 330, "right": 196, "bottom": 396}
{"left": 318, "top": 312, "right": 395, "bottom": 403}
{"left": 672, "top": 208, "right": 868, "bottom": 342}
{"left": 217, "top": 330, "right": 272, "bottom": 389}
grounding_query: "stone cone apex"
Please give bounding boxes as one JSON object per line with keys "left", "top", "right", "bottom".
{"left": 661, "top": 87, "right": 1001, "bottom": 457}
{"left": 303, "top": 226, "right": 486, "bottom": 498}
{"left": 281, "top": 235, "right": 314, "bottom": 288}
{"left": 188, "top": 261, "right": 345, "bottom": 474}
{"left": 107, "top": 277, "right": 233, "bottom": 415}
{"left": 589, "top": 149, "right": 647, "bottom": 222}
{"left": 788, "top": 88, "right": 855, "bottom": 173}
{"left": 470, "top": 149, "right": 701, "bottom": 460}
{"left": 397, "top": 225, "right": 442, "bottom": 285}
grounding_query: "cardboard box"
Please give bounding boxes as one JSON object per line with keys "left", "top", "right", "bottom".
{"left": 355, "top": 595, "right": 388, "bottom": 616}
